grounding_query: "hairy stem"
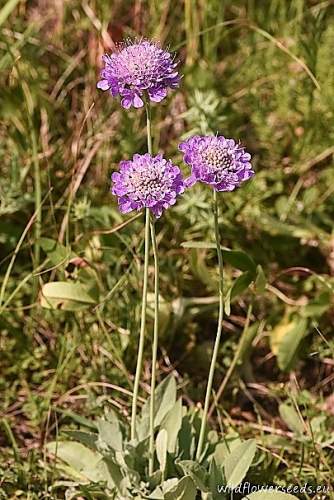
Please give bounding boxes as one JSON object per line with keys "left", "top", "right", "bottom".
{"left": 196, "top": 189, "right": 224, "bottom": 461}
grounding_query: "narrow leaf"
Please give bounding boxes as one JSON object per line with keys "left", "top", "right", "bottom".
{"left": 156, "top": 429, "right": 168, "bottom": 471}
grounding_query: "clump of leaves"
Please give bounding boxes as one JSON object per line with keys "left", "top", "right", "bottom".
{"left": 47, "top": 376, "right": 299, "bottom": 499}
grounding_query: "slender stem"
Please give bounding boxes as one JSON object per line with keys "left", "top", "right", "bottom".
{"left": 149, "top": 220, "right": 159, "bottom": 475}
{"left": 196, "top": 189, "right": 224, "bottom": 461}
{"left": 31, "top": 127, "right": 41, "bottom": 296}
{"left": 145, "top": 100, "right": 160, "bottom": 475}
{"left": 130, "top": 102, "right": 153, "bottom": 441}
{"left": 208, "top": 304, "right": 252, "bottom": 417}
{"left": 131, "top": 207, "right": 150, "bottom": 440}
{"left": 145, "top": 102, "right": 152, "bottom": 155}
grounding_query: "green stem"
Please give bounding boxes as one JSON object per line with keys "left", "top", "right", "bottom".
{"left": 196, "top": 189, "right": 224, "bottom": 461}
{"left": 149, "top": 220, "right": 159, "bottom": 475}
{"left": 145, "top": 102, "right": 152, "bottom": 155}
{"left": 130, "top": 102, "right": 154, "bottom": 441}
{"left": 145, "top": 100, "right": 160, "bottom": 475}
{"left": 31, "top": 127, "right": 41, "bottom": 294}
{"left": 131, "top": 207, "right": 150, "bottom": 441}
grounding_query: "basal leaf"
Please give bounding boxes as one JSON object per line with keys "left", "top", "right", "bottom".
{"left": 156, "top": 429, "right": 168, "bottom": 471}
{"left": 46, "top": 441, "right": 109, "bottom": 484}
{"left": 279, "top": 403, "right": 305, "bottom": 436}
{"left": 164, "top": 476, "right": 197, "bottom": 500}
{"left": 223, "top": 439, "right": 256, "bottom": 488}
{"left": 177, "top": 460, "right": 208, "bottom": 492}
{"left": 40, "top": 281, "right": 96, "bottom": 311}
{"left": 97, "top": 415, "right": 123, "bottom": 451}
{"left": 63, "top": 430, "right": 98, "bottom": 450}
{"left": 270, "top": 317, "right": 307, "bottom": 371}
{"left": 241, "top": 492, "right": 299, "bottom": 500}
{"left": 137, "top": 376, "right": 176, "bottom": 440}
{"left": 160, "top": 398, "right": 183, "bottom": 453}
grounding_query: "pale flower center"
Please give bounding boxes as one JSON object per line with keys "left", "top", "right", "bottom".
{"left": 127, "top": 168, "right": 165, "bottom": 199}
{"left": 202, "top": 147, "right": 233, "bottom": 171}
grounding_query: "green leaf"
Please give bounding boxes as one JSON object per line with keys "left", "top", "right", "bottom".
{"left": 177, "top": 415, "right": 193, "bottom": 460}
{"left": 279, "top": 403, "right": 305, "bottom": 436}
{"left": 255, "top": 265, "right": 266, "bottom": 294}
{"left": 97, "top": 414, "right": 123, "bottom": 451}
{"left": 160, "top": 399, "right": 183, "bottom": 453}
{"left": 164, "top": 476, "right": 197, "bottom": 500}
{"left": 241, "top": 492, "right": 299, "bottom": 500}
{"left": 40, "top": 281, "right": 96, "bottom": 311}
{"left": 221, "top": 249, "right": 256, "bottom": 274}
{"left": 301, "top": 291, "right": 332, "bottom": 318}
{"left": 156, "top": 429, "right": 168, "bottom": 471}
{"left": 40, "top": 237, "right": 70, "bottom": 266}
{"left": 213, "top": 436, "right": 242, "bottom": 466}
{"left": 225, "top": 271, "right": 254, "bottom": 315}
{"left": 54, "top": 408, "right": 97, "bottom": 430}
{"left": 104, "top": 457, "right": 129, "bottom": 493}
{"left": 209, "top": 459, "right": 224, "bottom": 499}
{"left": 270, "top": 317, "right": 307, "bottom": 371}
{"left": 181, "top": 242, "right": 256, "bottom": 273}
{"left": 223, "top": 439, "right": 256, "bottom": 488}
{"left": 177, "top": 460, "right": 208, "bottom": 492}
{"left": 138, "top": 376, "right": 177, "bottom": 440}
{"left": 148, "top": 486, "right": 165, "bottom": 499}
{"left": 149, "top": 479, "right": 180, "bottom": 499}
{"left": 63, "top": 430, "right": 98, "bottom": 449}
{"left": 46, "top": 441, "right": 106, "bottom": 483}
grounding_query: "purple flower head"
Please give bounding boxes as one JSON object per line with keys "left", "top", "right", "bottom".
{"left": 179, "top": 135, "right": 254, "bottom": 192}
{"left": 97, "top": 39, "right": 180, "bottom": 109}
{"left": 111, "top": 153, "right": 185, "bottom": 218}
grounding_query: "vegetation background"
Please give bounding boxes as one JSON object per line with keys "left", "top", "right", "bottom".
{"left": 0, "top": 0, "right": 333, "bottom": 497}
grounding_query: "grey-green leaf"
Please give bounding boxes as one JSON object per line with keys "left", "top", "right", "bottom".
{"left": 177, "top": 460, "right": 208, "bottom": 492}
{"left": 40, "top": 281, "right": 96, "bottom": 311}
{"left": 164, "top": 476, "right": 197, "bottom": 500}
{"left": 138, "top": 376, "right": 177, "bottom": 440}
{"left": 279, "top": 403, "right": 305, "bottom": 435}
{"left": 161, "top": 398, "right": 183, "bottom": 453}
{"left": 46, "top": 441, "right": 104, "bottom": 483}
{"left": 223, "top": 439, "right": 256, "bottom": 488}
{"left": 241, "top": 492, "right": 299, "bottom": 500}
{"left": 97, "top": 415, "right": 123, "bottom": 451}
{"left": 156, "top": 429, "right": 168, "bottom": 471}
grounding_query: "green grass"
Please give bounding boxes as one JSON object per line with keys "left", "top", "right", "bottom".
{"left": 0, "top": 0, "right": 334, "bottom": 498}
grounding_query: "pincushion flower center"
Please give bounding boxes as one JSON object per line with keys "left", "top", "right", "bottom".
{"left": 129, "top": 169, "right": 164, "bottom": 198}
{"left": 123, "top": 48, "right": 156, "bottom": 82}
{"left": 202, "top": 147, "right": 233, "bottom": 171}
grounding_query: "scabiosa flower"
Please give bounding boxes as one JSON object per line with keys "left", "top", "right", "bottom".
{"left": 111, "top": 153, "right": 185, "bottom": 218}
{"left": 97, "top": 39, "right": 180, "bottom": 109}
{"left": 179, "top": 135, "right": 254, "bottom": 191}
